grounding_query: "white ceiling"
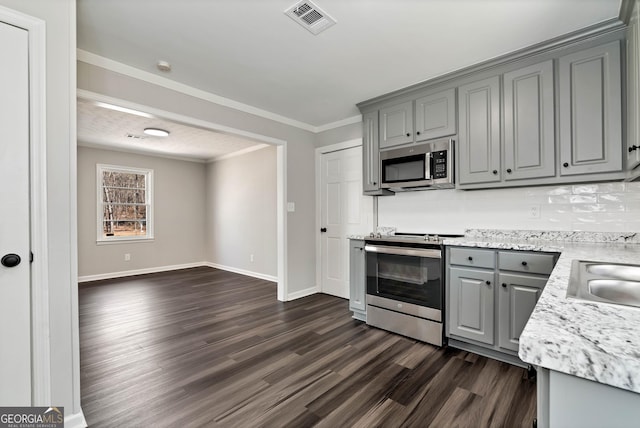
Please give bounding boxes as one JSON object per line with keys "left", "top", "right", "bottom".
{"left": 77, "top": 99, "right": 267, "bottom": 162}
{"left": 77, "top": 0, "right": 622, "bottom": 129}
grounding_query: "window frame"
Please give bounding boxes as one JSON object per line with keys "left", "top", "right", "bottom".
{"left": 96, "top": 164, "right": 154, "bottom": 244}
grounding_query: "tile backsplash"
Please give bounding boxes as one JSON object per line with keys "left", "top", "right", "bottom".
{"left": 377, "top": 181, "right": 640, "bottom": 234}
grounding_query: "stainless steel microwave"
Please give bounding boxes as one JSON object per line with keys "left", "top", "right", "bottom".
{"left": 380, "top": 138, "right": 454, "bottom": 191}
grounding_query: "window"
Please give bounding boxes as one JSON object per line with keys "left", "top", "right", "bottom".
{"left": 97, "top": 164, "right": 153, "bottom": 242}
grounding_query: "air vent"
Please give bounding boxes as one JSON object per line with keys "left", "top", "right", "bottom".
{"left": 284, "top": 1, "right": 336, "bottom": 35}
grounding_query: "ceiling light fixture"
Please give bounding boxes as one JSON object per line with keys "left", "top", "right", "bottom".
{"left": 143, "top": 128, "right": 170, "bottom": 137}
{"left": 94, "top": 101, "right": 153, "bottom": 118}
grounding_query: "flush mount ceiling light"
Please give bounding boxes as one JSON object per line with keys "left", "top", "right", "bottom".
{"left": 143, "top": 128, "right": 170, "bottom": 137}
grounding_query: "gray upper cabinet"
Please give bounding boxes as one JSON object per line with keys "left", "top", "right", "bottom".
{"left": 448, "top": 267, "right": 495, "bottom": 345}
{"left": 458, "top": 76, "right": 501, "bottom": 185}
{"left": 559, "top": 41, "right": 622, "bottom": 176}
{"left": 498, "top": 272, "right": 546, "bottom": 352}
{"left": 362, "top": 111, "right": 383, "bottom": 194}
{"left": 503, "top": 60, "right": 556, "bottom": 181}
{"left": 628, "top": 2, "right": 640, "bottom": 171}
{"left": 415, "top": 88, "right": 456, "bottom": 142}
{"left": 379, "top": 101, "right": 413, "bottom": 149}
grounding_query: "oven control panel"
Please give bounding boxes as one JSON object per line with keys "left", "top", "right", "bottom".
{"left": 432, "top": 150, "right": 448, "bottom": 179}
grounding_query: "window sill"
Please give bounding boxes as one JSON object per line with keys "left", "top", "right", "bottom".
{"left": 96, "top": 237, "right": 155, "bottom": 245}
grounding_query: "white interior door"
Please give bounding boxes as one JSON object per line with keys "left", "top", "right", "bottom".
{"left": 0, "top": 20, "right": 31, "bottom": 405}
{"left": 320, "top": 146, "right": 373, "bottom": 298}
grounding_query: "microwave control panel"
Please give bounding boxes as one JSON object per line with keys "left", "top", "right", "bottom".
{"left": 432, "top": 150, "right": 448, "bottom": 179}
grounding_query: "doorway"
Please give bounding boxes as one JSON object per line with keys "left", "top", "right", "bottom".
{"left": 76, "top": 91, "right": 287, "bottom": 300}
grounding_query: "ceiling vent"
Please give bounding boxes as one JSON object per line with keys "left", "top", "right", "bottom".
{"left": 284, "top": 1, "right": 336, "bottom": 35}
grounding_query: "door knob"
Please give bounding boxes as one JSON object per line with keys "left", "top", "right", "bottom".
{"left": 1, "top": 253, "right": 21, "bottom": 268}
{"left": 320, "top": 228, "right": 327, "bottom": 233}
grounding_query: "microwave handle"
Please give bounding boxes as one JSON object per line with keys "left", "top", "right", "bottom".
{"left": 425, "top": 152, "right": 432, "bottom": 180}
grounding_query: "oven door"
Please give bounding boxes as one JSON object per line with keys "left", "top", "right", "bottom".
{"left": 365, "top": 244, "right": 442, "bottom": 311}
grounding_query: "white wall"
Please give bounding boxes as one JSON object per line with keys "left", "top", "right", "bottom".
{"left": 0, "top": 0, "right": 79, "bottom": 421}
{"left": 77, "top": 146, "right": 206, "bottom": 278}
{"left": 205, "top": 146, "right": 277, "bottom": 278}
{"left": 378, "top": 181, "right": 640, "bottom": 234}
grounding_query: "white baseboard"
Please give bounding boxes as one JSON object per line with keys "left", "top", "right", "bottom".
{"left": 65, "top": 410, "right": 87, "bottom": 428}
{"left": 78, "top": 262, "right": 205, "bottom": 283}
{"left": 203, "top": 262, "right": 277, "bottom": 283}
{"left": 287, "top": 286, "right": 319, "bottom": 301}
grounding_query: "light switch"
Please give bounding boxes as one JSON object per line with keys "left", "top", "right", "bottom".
{"left": 287, "top": 202, "right": 295, "bottom": 212}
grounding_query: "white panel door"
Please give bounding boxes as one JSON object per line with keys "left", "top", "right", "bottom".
{"left": 320, "top": 146, "right": 372, "bottom": 298}
{"left": 0, "top": 21, "right": 31, "bottom": 404}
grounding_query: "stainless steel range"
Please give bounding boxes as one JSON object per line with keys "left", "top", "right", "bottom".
{"left": 364, "top": 232, "right": 461, "bottom": 346}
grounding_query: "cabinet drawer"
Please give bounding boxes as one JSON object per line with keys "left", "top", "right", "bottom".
{"left": 448, "top": 247, "right": 495, "bottom": 268}
{"left": 498, "top": 251, "right": 557, "bottom": 275}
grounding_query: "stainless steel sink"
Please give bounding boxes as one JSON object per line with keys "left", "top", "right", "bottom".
{"left": 567, "top": 260, "right": 640, "bottom": 309}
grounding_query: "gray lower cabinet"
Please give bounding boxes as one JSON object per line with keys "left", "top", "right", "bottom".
{"left": 559, "top": 41, "right": 622, "bottom": 175}
{"left": 457, "top": 76, "right": 501, "bottom": 185}
{"left": 498, "top": 273, "right": 546, "bottom": 352}
{"left": 349, "top": 239, "right": 366, "bottom": 321}
{"left": 448, "top": 267, "right": 495, "bottom": 345}
{"left": 446, "top": 247, "right": 558, "bottom": 365}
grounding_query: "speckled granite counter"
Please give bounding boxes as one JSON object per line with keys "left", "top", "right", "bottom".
{"left": 443, "top": 229, "right": 640, "bottom": 394}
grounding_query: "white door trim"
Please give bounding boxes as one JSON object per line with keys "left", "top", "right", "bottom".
{"left": 314, "top": 139, "right": 362, "bottom": 294}
{"left": 0, "top": 5, "right": 50, "bottom": 406}
{"left": 76, "top": 90, "right": 289, "bottom": 302}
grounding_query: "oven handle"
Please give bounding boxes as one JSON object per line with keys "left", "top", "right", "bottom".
{"left": 364, "top": 244, "right": 441, "bottom": 258}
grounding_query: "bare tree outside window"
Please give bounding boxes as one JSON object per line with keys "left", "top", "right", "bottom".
{"left": 97, "top": 165, "right": 153, "bottom": 241}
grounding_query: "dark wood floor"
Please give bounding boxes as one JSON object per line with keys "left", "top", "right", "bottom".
{"left": 79, "top": 267, "right": 536, "bottom": 427}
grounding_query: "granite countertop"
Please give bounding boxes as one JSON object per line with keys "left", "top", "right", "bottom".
{"left": 443, "top": 229, "right": 640, "bottom": 394}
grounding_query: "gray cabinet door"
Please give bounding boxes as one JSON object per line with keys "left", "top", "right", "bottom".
{"left": 498, "top": 273, "right": 546, "bottom": 352}
{"left": 362, "top": 111, "right": 381, "bottom": 194}
{"left": 415, "top": 88, "right": 456, "bottom": 142}
{"left": 559, "top": 41, "right": 622, "bottom": 175}
{"left": 379, "top": 101, "right": 413, "bottom": 149}
{"left": 458, "top": 76, "right": 501, "bottom": 185}
{"left": 448, "top": 267, "right": 495, "bottom": 345}
{"left": 628, "top": 5, "right": 640, "bottom": 171}
{"left": 503, "top": 60, "right": 555, "bottom": 181}
{"left": 349, "top": 240, "right": 366, "bottom": 318}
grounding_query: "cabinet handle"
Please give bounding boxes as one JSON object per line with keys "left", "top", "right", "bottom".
{"left": 521, "top": 261, "right": 528, "bottom": 266}
{"left": 630, "top": 145, "right": 639, "bottom": 152}
{"left": 406, "top": 133, "right": 411, "bottom": 137}
{"left": 492, "top": 170, "right": 498, "bottom": 175}
{"left": 468, "top": 256, "right": 473, "bottom": 261}
{"left": 485, "top": 280, "right": 491, "bottom": 285}
{"left": 506, "top": 168, "right": 512, "bottom": 173}
{"left": 563, "top": 162, "right": 569, "bottom": 168}
{"left": 502, "top": 283, "right": 507, "bottom": 288}
{"left": 416, "top": 131, "right": 421, "bottom": 135}
{"left": 373, "top": 181, "right": 377, "bottom": 185}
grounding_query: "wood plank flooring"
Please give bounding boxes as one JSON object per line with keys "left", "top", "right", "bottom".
{"left": 79, "top": 267, "right": 536, "bottom": 427}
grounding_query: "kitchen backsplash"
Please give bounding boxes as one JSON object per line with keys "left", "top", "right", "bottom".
{"left": 377, "top": 181, "right": 640, "bottom": 234}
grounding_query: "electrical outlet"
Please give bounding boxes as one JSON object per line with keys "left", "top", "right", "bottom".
{"left": 124, "top": 253, "right": 131, "bottom": 261}
{"left": 528, "top": 205, "right": 541, "bottom": 219}
{"left": 250, "top": 254, "right": 254, "bottom": 263}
